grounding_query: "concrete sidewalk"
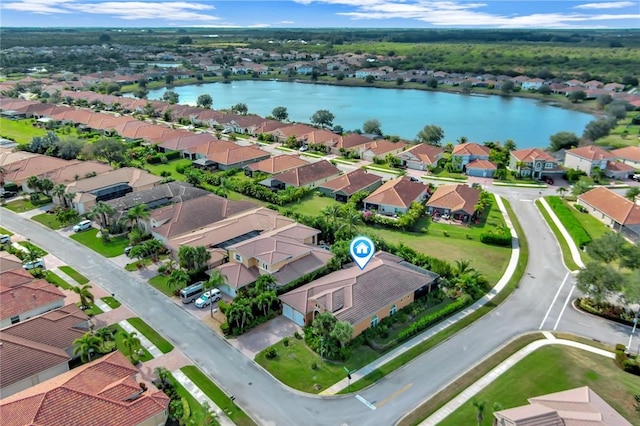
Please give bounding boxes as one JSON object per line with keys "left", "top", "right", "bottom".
{"left": 538, "top": 197, "right": 585, "bottom": 270}
{"left": 119, "top": 320, "right": 163, "bottom": 358}
{"left": 172, "top": 370, "right": 235, "bottom": 426}
{"left": 418, "top": 333, "right": 614, "bottom": 425}
{"left": 50, "top": 266, "right": 113, "bottom": 312}
{"left": 321, "top": 195, "right": 521, "bottom": 395}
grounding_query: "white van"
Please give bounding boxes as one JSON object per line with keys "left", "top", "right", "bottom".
{"left": 73, "top": 220, "right": 92, "bottom": 232}
{"left": 180, "top": 282, "right": 205, "bottom": 304}
{"left": 195, "top": 289, "right": 221, "bottom": 309}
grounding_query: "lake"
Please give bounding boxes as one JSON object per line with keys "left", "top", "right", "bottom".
{"left": 141, "top": 80, "right": 594, "bottom": 149}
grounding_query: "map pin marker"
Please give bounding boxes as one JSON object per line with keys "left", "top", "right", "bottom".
{"left": 349, "top": 236, "right": 375, "bottom": 270}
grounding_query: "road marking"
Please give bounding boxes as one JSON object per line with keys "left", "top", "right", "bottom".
{"left": 375, "top": 383, "right": 413, "bottom": 408}
{"left": 355, "top": 394, "right": 377, "bottom": 410}
{"left": 519, "top": 199, "right": 534, "bottom": 202}
{"left": 539, "top": 272, "right": 571, "bottom": 330}
{"left": 553, "top": 284, "right": 576, "bottom": 331}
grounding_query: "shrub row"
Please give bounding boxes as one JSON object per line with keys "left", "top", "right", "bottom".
{"left": 547, "top": 196, "right": 592, "bottom": 247}
{"left": 615, "top": 346, "right": 640, "bottom": 376}
{"left": 398, "top": 295, "right": 471, "bottom": 341}
{"left": 480, "top": 229, "right": 512, "bottom": 246}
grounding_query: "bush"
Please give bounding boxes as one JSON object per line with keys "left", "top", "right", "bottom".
{"left": 165, "top": 150, "right": 181, "bottom": 161}
{"left": 311, "top": 362, "right": 318, "bottom": 370}
{"left": 175, "top": 164, "right": 189, "bottom": 174}
{"left": 574, "top": 204, "right": 588, "bottom": 213}
{"left": 480, "top": 229, "right": 512, "bottom": 246}
{"left": 398, "top": 296, "right": 471, "bottom": 341}
{"left": 265, "top": 347, "right": 277, "bottom": 359}
{"left": 283, "top": 337, "right": 289, "bottom": 347}
{"left": 160, "top": 170, "right": 171, "bottom": 177}
{"left": 294, "top": 331, "right": 302, "bottom": 339}
{"left": 220, "top": 322, "right": 230, "bottom": 335}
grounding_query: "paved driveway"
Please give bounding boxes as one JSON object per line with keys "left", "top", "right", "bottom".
{"left": 229, "top": 316, "right": 302, "bottom": 359}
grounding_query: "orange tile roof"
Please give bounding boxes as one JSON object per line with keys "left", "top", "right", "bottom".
{"left": 271, "top": 160, "right": 341, "bottom": 187}
{"left": 426, "top": 184, "right": 481, "bottom": 215}
{"left": 606, "top": 161, "right": 635, "bottom": 172}
{"left": 397, "top": 144, "right": 444, "bottom": 165}
{"left": 0, "top": 268, "right": 36, "bottom": 288}
{"left": 318, "top": 168, "right": 382, "bottom": 195}
{"left": 466, "top": 159, "right": 497, "bottom": 170}
{"left": 0, "top": 279, "right": 65, "bottom": 320}
{"left": 452, "top": 142, "right": 490, "bottom": 157}
{"left": 567, "top": 145, "right": 615, "bottom": 161}
{"left": 246, "top": 154, "right": 308, "bottom": 174}
{"left": 612, "top": 146, "right": 640, "bottom": 163}
{"left": 364, "top": 176, "right": 427, "bottom": 208}
{"left": 0, "top": 351, "right": 170, "bottom": 426}
{"left": 206, "top": 146, "right": 269, "bottom": 165}
{"left": 362, "top": 139, "right": 407, "bottom": 156}
{"left": 578, "top": 187, "right": 640, "bottom": 225}
{"left": 511, "top": 148, "right": 557, "bottom": 163}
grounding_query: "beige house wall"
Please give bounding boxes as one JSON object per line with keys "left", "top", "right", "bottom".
{"left": 135, "top": 410, "right": 169, "bottom": 426}
{"left": 351, "top": 292, "right": 415, "bottom": 337}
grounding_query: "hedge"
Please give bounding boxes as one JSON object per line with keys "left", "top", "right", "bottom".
{"left": 480, "top": 230, "right": 512, "bottom": 246}
{"left": 397, "top": 295, "right": 471, "bottom": 341}
{"left": 547, "top": 196, "right": 592, "bottom": 247}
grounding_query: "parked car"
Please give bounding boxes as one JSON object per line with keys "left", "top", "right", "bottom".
{"left": 23, "top": 259, "right": 45, "bottom": 270}
{"left": 0, "top": 191, "right": 17, "bottom": 199}
{"left": 73, "top": 220, "right": 92, "bottom": 232}
{"left": 0, "top": 234, "right": 11, "bottom": 244}
{"left": 299, "top": 145, "right": 309, "bottom": 152}
{"left": 195, "top": 289, "right": 222, "bottom": 309}
{"left": 124, "top": 245, "right": 134, "bottom": 257}
{"left": 633, "top": 174, "right": 640, "bottom": 182}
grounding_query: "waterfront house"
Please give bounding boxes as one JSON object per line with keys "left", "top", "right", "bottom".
{"left": 363, "top": 176, "right": 429, "bottom": 215}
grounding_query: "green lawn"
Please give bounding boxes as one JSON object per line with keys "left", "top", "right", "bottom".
{"left": 31, "top": 212, "right": 65, "bottom": 230}
{"left": 127, "top": 317, "right": 174, "bottom": 354}
{"left": 148, "top": 273, "right": 176, "bottom": 297}
{"left": 165, "top": 372, "right": 208, "bottom": 424}
{"left": 283, "top": 194, "right": 337, "bottom": 217}
{"left": 0, "top": 118, "right": 47, "bottom": 144}
{"left": 0, "top": 227, "right": 14, "bottom": 236}
{"left": 536, "top": 200, "right": 580, "bottom": 271}
{"left": 79, "top": 302, "right": 103, "bottom": 316}
{"left": 101, "top": 296, "right": 121, "bottom": 309}
{"left": 44, "top": 271, "right": 72, "bottom": 290}
{"left": 18, "top": 241, "right": 47, "bottom": 256}
{"left": 145, "top": 158, "right": 192, "bottom": 180}
{"left": 3, "top": 196, "right": 52, "bottom": 213}
{"left": 180, "top": 366, "right": 256, "bottom": 426}
{"left": 426, "top": 194, "right": 507, "bottom": 240}
{"left": 440, "top": 346, "right": 640, "bottom": 426}
{"left": 59, "top": 265, "right": 89, "bottom": 284}
{"left": 70, "top": 229, "right": 130, "bottom": 257}
{"left": 107, "top": 324, "right": 154, "bottom": 363}
{"left": 255, "top": 337, "right": 379, "bottom": 393}
{"left": 564, "top": 199, "right": 609, "bottom": 241}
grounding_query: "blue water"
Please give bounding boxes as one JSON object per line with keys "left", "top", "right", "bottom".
{"left": 140, "top": 80, "right": 594, "bottom": 149}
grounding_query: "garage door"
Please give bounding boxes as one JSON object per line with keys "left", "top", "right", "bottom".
{"left": 219, "top": 284, "right": 236, "bottom": 298}
{"left": 283, "top": 304, "right": 305, "bottom": 327}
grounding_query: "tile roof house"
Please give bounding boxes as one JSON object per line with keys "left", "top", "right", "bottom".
{"left": 509, "top": 148, "right": 563, "bottom": 179}
{"left": 612, "top": 146, "right": 640, "bottom": 170}
{"left": 205, "top": 145, "right": 270, "bottom": 170}
{"left": 263, "top": 160, "right": 341, "bottom": 189}
{"left": 0, "top": 252, "right": 23, "bottom": 273}
{"left": 426, "top": 184, "right": 481, "bottom": 223}
{"left": 578, "top": 186, "right": 640, "bottom": 242}
{"left": 363, "top": 176, "right": 429, "bottom": 215}
{"left": 493, "top": 386, "right": 631, "bottom": 426}
{"left": 330, "top": 133, "right": 373, "bottom": 154}
{"left": 317, "top": 168, "right": 384, "bottom": 202}
{"left": 66, "top": 167, "right": 163, "bottom": 214}
{"left": 563, "top": 145, "right": 626, "bottom": 178}
{"left": 279, "top": 252, "right": 438, "bottom": 336}
{"left": 244, "top": 154, "right": 309, "bottom": 177}
{"left": 0, "top": 278, "right": 66, "bottom": 328}
{"left": 0, "top": 268, "right": 35, "bottom": 288}
{"left": 451, "top": 143, "right": 491, "bottom": 172}
{"left": 267, "top": 123, "right": 319, "bottom": 142}
{"left": 395, "top": 144, "right": 444, "bottom": 171}
{"left": 147, "top": 193, "right": 256, "bottom": 242}
{"left": 0, "top": 351, "right": 170, "bottom": 426}
{"left": 465, "top": 158, "right": 498, "bottom": 178}
{"left": 357, "top": 139, "right": 407, "bottom": 162}
{"left": 214, "top": 223, "right": 332, "bottom": 297}
{"left": 0, "top": 305, "right": 90, "bottom": 397}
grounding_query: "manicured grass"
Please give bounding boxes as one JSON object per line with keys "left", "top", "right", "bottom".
{"left": 546, "top": 196, "right": 592, "bottom": 248}
{"left": 399, "top": 333, "right": 544, "bottom": 426}
{"left": 108, "top": 324, "right": 154, "bottom": 363}
{"left": 0, "top": 227, "right": 14, "bottom": 236}
{"left": 165, "top": 372, "right": 207, "bottom": 424}
{"left": 145, "top": 158, "right": 192, "bottom": 180}
{"left": 101, "top": 296, "right": 122, "bottom": 309}
{"left": 31, "top": 212, "right": 65, "bottom": 230}
{"left": 148, "top": 273, "right": 176, "bottom": 297}
{"left": 18, "top": 241, "right": 48, "bottom": 256}
{"left": 70, "top": 228, "right": 130, "bottom": 257}
{"left": 284, "top": 194, "right": 337, "bottom": 217}
{"left": 0, "top": 118, "right": 47, "bottom": 144}
{"left": 125, "top": 258, "right": 152, "bottom": 271}
{"left": 536, "top": 200, "right": 581, "bottom": 271}
{"left": 45, "top": 271, "right": 72, "bottom": 290}
{"left": 79, "top": 303, "right": 103, "bottom": 316}
{"left": 256, "top": 336, "right": 379, "bottom": 393}
{"left": 563, "top": 198, "right": 609, "bottom": 241}
{"left": 127, "top": 317, "right": 174, "bottom": 354}
{"left": 426, "top": 194, "right": 507, "bottom": 240}
{"left": 345, "top": 198, "right": 527, "bottom": 393}
{"left": 59, "top": 265, "right": 89, "bottom": 284}
{"left": 439, "top": 346, "right": 640, "bottom": 426}
{"left": 3, "top": 197, "right": 52, "bottom": 213}
{"left": 180, "top": 366, "right": 256, "bottom": 426}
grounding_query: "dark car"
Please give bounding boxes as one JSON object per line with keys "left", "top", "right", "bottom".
{"left": 0, "top": 191, "right": 17, "bottom": 199}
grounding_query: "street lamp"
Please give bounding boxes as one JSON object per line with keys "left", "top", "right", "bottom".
{"left": 626, "top": 309, "right": 639, "bottom": 355}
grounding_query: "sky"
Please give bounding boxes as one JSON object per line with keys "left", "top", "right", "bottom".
{"left": 1, "top": 0, "right": 639, "bottom": 29}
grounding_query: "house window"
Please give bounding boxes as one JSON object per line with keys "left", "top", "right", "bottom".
{"left": 261, "top": 262, "right": 269, "bottom": 271}
{"left": 234, "top": 253, "right": 242, "bottom": 262}
{"left": 10, "top": 316, "right": 19, "bottom": 324}
{"left": 370, "top": 315, "right": 378, "bottom": 328}
{"left": 390, "top": 305, "right": 397, "bottom": 316}
{"left": 544, "top": 162, "right": 554, "bottom": 169}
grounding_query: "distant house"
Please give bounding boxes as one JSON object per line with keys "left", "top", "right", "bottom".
{"left": 244, "top": 154, "right": 309, "bottom": 177}
{"left": 465, "top": 159, "right": 498, "bottom": 178}
{"left": 0, "top": 351, "right": 170, "bottom": 426}
{"left": 0, "top": 305, "right": 90, "bottom": 397}
{"left": 563, "top": 145, "right": 631, "bottom": 178}
{"left": 358, "top": 139, "right": 407, "bottom": 162}
{"left": 262, "top": 160, "right": 341, "bottom": 190}
{"left": 521, "top": 78, "right": 545, "bottom": 90}
{"left": 395, "top": 144, "right": 444, "bottom": 171}
{"left": 205, "top": 146, "right": 270, "bottom": 171}
{"left": 363, "top": 176, "right": 429, "bottom": 215}
{"left": 451, "top": 143, "right": 491, "bottom": 171}
{"left": 578, "top": 187, "right": 640, "bottom": 242}
{"left": 493, "top": 387, "right": 631, "bottom": 426}
{"left": 279, "top": 252, "right": 438, "bottom": 336}
{"left": 426, "top": 184, "right": 481, "bottom": 222}
{"left": 317, "top": 169, "right": 383, "bottom": 202}
{"left": 612, "top": 146, "right": 640, "bottom": 170}
{"left": 0, "top": 278, "right": 65, "bottom": 328}
{"left": 509, "top": 148, "right": 563, "bottom": 179}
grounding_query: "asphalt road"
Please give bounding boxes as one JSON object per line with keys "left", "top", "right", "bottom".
{"left": 1, "top": 184, "right": 633, "bottom": 425}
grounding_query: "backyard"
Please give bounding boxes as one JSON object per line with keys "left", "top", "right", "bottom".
{"left": 70, "top": 228, "right": 130, "bottom": 257}
{"left": 283, "top": 194, "right": 336, "bottom": 217}
{"left": 144, "top": 158, "right": 192, "bottom": 181}
{"left": 439, "top": 345, "right": 640, "bottom": 425}
{"left": 0, "top": 117, "right": 47, "bottom": 144}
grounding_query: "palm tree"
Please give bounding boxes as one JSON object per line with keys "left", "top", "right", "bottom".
{"left": 26, "top": 176, "right": 41, "bottom": 195}
{"left": 91, "top": 201, "right": 116, "bottom": 232}
{"left": 237, "top": 300, "right": 254, "bottom": 331}
{"left": 73, "top": 332, "right": 103, "bottom": 363}
{"left": 122, "top": 331, "right": 142, "bottom": 362}
{"left": 337, "top": 207, "right": 363, "bottom": 238}
{"left": 73, "top": 284, "right": 95, "bottom": 309}
{"left": 556, "top": 186, "right": 568, "bottom": 198}
{"left": 207, "top": 269, "right": 227, "bottom": 317}
{"left": 515, "top": 161, "right": 526, "bottom": 177}
{"left": 127, "top": 203, "right": 150, "bottom": 232}
{"left": 95, "top": 327, "right": 114, "bottom": 351}
{"left": 39, "top": 178, "right": 54, "bottom": 196}
{"left": 472, "top": 400, "right": 486, "bottom": 426}
{"left": 322, "top": 204, "right": 343, "bottom": 229}
{"left": 167, "top": 268, "right": 190, "bottom": 291}
{"left": 330, "top": 320, "right": 354, "bottom": 347}
{"left": 256, "top": 290, "right": 278, "bottom": 316}
{"left": 216, "top": 178, "right": 231, "bottom": 199}
{"left": 626, "top": 187, "right": 640, "bottom": 202}
{"left": 454, "top": 259, "right": 476, "bottom": 277}
{"left": 52, "top": 183, "right": 68, "bottom": 208}
{"left": 154, "top": 366, "right": 170, "bottom": 389}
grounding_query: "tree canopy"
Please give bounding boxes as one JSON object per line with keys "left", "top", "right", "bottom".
{"left": 310, "top": 109, "right": 335, "bottom": 128}
{"left": 363, "top": 119, "right": 383, "bottom": 136}
{"left": 416, "top": 124, "right": 445, "bottom": 146}
{"left": 196, "top": 94, "right": 213, "bottom": 109}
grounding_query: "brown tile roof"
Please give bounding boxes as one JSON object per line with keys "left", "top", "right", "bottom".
{"left": 0, "top": 150, "right": 39, "bottom": 167}
{"left": 41, "top": 160, "right": 113, "bottom": 184}
{"left": 0, "top": 279, "right": 65, "bottom": 320}
{"left": 318, "top": 168, "right": 382, "bottom": 196}
{"left": 364, "top": 176, "right": 428, "bottom": 208}
{"left": 192, "top": 140, "right": 240, "bottom": 156}
{"left": 466, "top": 159, "right": 497, "bottom": 170}
{"left": 612, "top": 146, "right": 640, "bottom": 163}
{"left": 3, "top": 156, "right": 80, "bottom": 184}
{"left": 452, "top": 142, "right": 490, "bottom": 156}
{"left": 150, "top": 193, "right": 256, "bottom": 239}
{"left": 301, "top": 129, "right": 341, "bottom": 147}
{"left": 246, "top": 154, "right": 309, "bottom": 174}
{"left": 159, "top": 131, "right": 218, "bottom": 151}
{"left": 606, "top": 161, "right": 635, "bottom": 172}
{"left": 271, "top": 160, "right": 341, "bottom": 187}
{"left": 0, "top": 268, "right": 35, "bottom": 288}
{"left": 207, "top": 146, "right": 270, "bottom": 166}
{"left": 268, "top": 123, "right": 317, "bottom": 138}
{"left": 361, "top": 139, "right": 407, "bottom": 156}
{"left": 511, "top": 148, "right": 557, "bottom": 163}
{"left": 567, "top": 145, "right": 615, "bottom": 161}
{"left": 334, "top": 133, "right": 372, "bottom": 151}
{"left": 67, "top": 167, "right": 162, "bottom": 194}
{"left": 0, "top": 252, "right": 23, "bottom": 273}
{"left": 426, "top": 184, "right": 481, "bottom": 215}
{"left": 397, "top": 144, "right": 444, "bottom": 165}
{"left": 216, "top": 262, "right": 260, "bottom": 290}
{"left": 279, "top": 252, "right": 438, "bottom": 325}
{"left": 578, "top": 187, "right": 640, "bottom": 225}
{"left": 0, "top": 351, "right": 170, "bottom": 426}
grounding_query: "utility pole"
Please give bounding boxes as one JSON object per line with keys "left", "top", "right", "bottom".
{"left": 626, "top": 310, "right": 639, "bottom": 354}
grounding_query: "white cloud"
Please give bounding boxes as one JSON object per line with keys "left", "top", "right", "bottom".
{"left": 69, "top": 2, "right": 220, "bottom": 21}
{"left": 279, "top": 20, "right": 295, "bottom": 24}
{"left": 248, "top": 23, "right": 270, "bottom": 27}
{"left": 2, "top": 0, "right": 74, "bottom": 14}
{"left": 575, "top": 1, "right": 635, "bottom": 9}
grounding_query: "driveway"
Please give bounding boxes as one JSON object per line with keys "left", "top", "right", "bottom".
{"left": 229, "top": 316, "right": 302, "bottom": 359}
